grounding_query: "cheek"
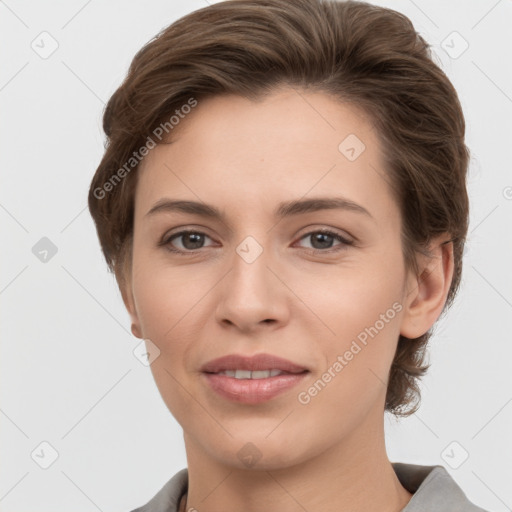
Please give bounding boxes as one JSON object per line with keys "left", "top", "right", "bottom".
{"left": 131, "top": 251, "right": 210, "bottom": 341}
{"left": 293, "top": 284, "right": 403, "bottom": 441}
{"left": 290, "top": 258, "right": 404, "bottom": 398}
{"left": 130, "top": 254, "right": 219, "bottom": 394}
{"left": 131, "top": 258, "right": 209, "bottom": 423}
{"left": 291, "top": 259, "right": 404, "bottom": 343}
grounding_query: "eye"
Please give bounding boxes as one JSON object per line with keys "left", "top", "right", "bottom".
{"left": 161, "top": 230, "right": 216, "bottom": 254}
{"left": 295, "top": 229, "right": 354, "bottom": 253}
{"left": 159, "top": 228, "right": 354, "bottom": 255}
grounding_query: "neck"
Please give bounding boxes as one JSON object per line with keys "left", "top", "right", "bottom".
{"left": 182, "top": 407, "right": 413, "bottom": 512}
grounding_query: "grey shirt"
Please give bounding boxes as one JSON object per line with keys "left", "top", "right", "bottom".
{"left": 130, "top": 462, "right": 491, "bottom": 512}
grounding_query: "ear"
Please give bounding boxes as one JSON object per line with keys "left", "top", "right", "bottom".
{"left": 400, "top": 234, "right": 455, "bottom": 339}
{"left": 118, "top": 268, "right": 143, "bottom": 340}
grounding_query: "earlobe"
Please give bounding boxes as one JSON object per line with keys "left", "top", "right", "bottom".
{"left": 400, "top": 235, "right": 455, "bottom": 339}
{"left": 130, "top": 322, "right": 142, "bottom": 339}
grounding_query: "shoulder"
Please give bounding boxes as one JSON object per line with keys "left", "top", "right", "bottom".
{"left": 392, "top": 462, "right": 493, "bottom": 512}
{"left": 129, "top": 468, "right": 188, "bottom": 512}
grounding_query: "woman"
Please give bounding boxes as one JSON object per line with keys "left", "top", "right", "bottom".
{"left": 88, "top": 1, "right": 491, "bottom": 511}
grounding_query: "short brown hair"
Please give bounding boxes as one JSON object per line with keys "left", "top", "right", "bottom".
{"left": 88, "top": 0, "right": 470, "bottom": 417}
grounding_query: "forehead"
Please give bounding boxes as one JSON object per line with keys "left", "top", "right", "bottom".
{"left": 134, "top": 87, "right": 394, "bottom": 222}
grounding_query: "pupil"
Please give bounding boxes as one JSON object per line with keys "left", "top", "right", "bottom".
{"left": 184, "top": 233, "right": 203, "bottom": 249}
{"left": 312, "top": 233, "right": 332, "bottom": 249}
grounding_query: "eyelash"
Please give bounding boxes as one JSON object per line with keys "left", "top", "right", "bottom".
{"left": 159, "top": 229, "right": 354, "bottom": 256}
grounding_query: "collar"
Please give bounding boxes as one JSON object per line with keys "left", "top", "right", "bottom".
{"left": 392, "top": 462, "right": 489, "bottom": 511}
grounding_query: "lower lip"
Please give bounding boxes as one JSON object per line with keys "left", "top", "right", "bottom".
{"left": 202, "top": 372, "right": 309, "bottom": 404}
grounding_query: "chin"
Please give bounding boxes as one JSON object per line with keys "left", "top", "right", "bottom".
{"left": 205, "top": 430, "right": 315, "bottom": 471}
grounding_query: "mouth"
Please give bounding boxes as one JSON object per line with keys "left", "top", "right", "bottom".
{"left": 207, "top": 368, "right": 308, "bottom": 379}
{"left": 200, "top": 353, "right": 310, "bottom": 404}
{"left": 200, "top": 352, "right": 309, "bottom": 374}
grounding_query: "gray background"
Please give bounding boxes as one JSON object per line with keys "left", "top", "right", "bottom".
{"left": 1, "top": 0, "right": 511, "bottom": 511}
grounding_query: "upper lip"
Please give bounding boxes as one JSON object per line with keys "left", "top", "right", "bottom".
{"left": 201, "top": 353, "right": 309, "bottom": 374}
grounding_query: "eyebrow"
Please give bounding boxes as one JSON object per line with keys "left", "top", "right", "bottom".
{"left": 145, "top": 196, "right": 374, "bottom": 222}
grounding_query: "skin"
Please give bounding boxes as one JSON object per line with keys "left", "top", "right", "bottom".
{"left": 121, "top": 86, "right": 454, "bottom": 512}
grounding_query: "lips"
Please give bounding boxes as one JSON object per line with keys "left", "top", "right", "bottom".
{"left": 203, "top": 371, "right": 308, "bottom": 404}
{"left": 200, "top": 353, "right": 309, "bottom": 374}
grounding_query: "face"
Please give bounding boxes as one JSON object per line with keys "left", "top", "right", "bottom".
{"left": 123, "top": 86, "right": 419, "bottom": 470}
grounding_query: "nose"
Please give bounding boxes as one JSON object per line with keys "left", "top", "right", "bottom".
{"left": 214, "top": 240, "right": 290, "bottom": 332}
